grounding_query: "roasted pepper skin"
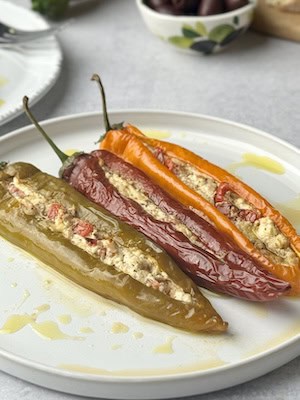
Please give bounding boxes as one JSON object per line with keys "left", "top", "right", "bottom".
{"left": 62, "top": 151, "right": 290, "bottom": 302}
{"left": 0, "top": 162, "right": 227, "bottom": 333}
{"left": 100, "top": 126, "right": 300, "bottom": 295}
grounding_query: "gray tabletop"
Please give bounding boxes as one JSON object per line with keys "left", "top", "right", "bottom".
{"left": 0, "top": 0, "right": 299, "bottom": 399}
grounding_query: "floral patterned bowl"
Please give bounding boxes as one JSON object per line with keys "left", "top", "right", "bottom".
{"left": 136, "top": 0, "right": 256, "bottom": 55}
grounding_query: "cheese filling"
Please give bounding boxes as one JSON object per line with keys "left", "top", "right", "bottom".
{"left": 102, "top": 166, "right": 206, "bottom": 249}
{"left": 150, "top": 148, "right": 298, "bottom": 267}
{"left": 8, "top": 178, "right": 193, "bottom": 304}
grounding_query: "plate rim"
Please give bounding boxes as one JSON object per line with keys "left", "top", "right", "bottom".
{"left": 0, "top": 109, "right": 299, "bottom": 155}
{"left": 0, "top": 110, "right": 299, "bottom": 391}
{"left": 0, "top": 328, "right": 299, "bottom": 383}
{"left": 0, "top": 0, "right": 63, "bottom": 125}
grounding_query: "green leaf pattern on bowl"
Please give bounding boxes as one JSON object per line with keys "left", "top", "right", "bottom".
{"left": 233, "top": 15, "right": 239, "bottom": 25}
{"left": 182, "top": 24, "right": 201, "bottom": 38}
{"left": 208, "top": 24, "right": 235, "bottom": 43}
{"left": 168, "top": 20, "right": 246, "bottom": 54}
{"left": 169, "top": 36, "right": 194, "bottom": 48}
{"left": 195, "top": 22, "right": 208, "bottom": 36}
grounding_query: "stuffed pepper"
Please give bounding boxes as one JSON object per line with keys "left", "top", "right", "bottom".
{"left": 22, "top": 96, "right": 290, "bottom": 302}
{"left": 0, "top": 161, "right": 227, "bottom": 333}
{"left": 94, "top": 77, "right": 300, "bottom": 295}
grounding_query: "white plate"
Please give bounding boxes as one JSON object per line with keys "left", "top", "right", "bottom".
{"left": 0, "top": 0, "right": 62, "bottom": 125}
{"left": 0, "top": 111, "right": 299, "bottom": 399}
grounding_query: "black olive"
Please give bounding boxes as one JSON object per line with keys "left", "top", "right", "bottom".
{"left": 171, "top": 0, "right": 200, "bottom": 14}
{"left": 154, "top": 4, "right": 181, "bottom": 14}
{"left": 197, "top": 0, "right": 224, "bottom": 15}
{"left": 146, "top": 0, "right": 172, "bottom": 10}
{"left": 224, "top": 0, "right": 248, "bottom": 11}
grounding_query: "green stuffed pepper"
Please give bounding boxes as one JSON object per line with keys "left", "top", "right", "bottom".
{"left": 0, "top": 162, "right": 227, "bottom": 333}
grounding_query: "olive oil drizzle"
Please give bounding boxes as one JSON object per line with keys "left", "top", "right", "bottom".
{"left": 111, "top": 322, "right": 129, "bottom": 334}
{"left": 132, "top": 332, "right": 144, "bottom": 340}
{"left": 59, "top": 358, "right": 226, "bottom": 376}
{"left": 0, "top": 304, "right": 83, "bottom": 341}
{"left": 57, "top": 314, "right": 72, "bottom": 325}
{"left": 153, "top": 336, "right": 175, "bottom": 354}
{"left": 227, "top": 153, "right": 285, "bottom": 175}
{"left": 31, "top": 321, "right": 83, "bottom": 341}
{"left": 79, "top": 327, "right": 94, "bottom": 334}
{"left": 144, "top": 130, "right": 171, "bottom": 139}
{"left": 0, "top": 304, "right": 49, "bottom": 334}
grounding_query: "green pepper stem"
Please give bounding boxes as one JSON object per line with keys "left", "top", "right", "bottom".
{"left": 91, "top": 74, "right": 112, "bottom": 132}
{"left": 91, "top": 73, "right": 124, "bottom": 143}
{"left": 23, "top": 96, "right": 68, "bottom": 164}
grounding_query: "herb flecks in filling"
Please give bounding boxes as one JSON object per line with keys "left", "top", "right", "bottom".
{"left": 8, "top": 177, "right": 193, "bottom": 304}
{"left": 102, "top": 165, "right": 201, "bottom": 244}
{"left": 150, "top": 147, "right": 298, "bottom": 267}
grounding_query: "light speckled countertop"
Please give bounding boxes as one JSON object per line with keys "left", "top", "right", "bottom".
{"left": 0, "top": 1, "right": 299, "bottom": 399}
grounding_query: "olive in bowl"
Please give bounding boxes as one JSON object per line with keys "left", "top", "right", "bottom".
{"left": 136, "top": 0, "right": 256, "bottom": 55}
{"left": 146, "top": 0, "right": 249, "bottom": 15}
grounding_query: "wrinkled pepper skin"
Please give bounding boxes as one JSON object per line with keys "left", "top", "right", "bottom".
{"left": 100, "top": 126, "right": 300, "bottom": 295}
{"left": 63, "top": 151, "right": 290, "bottom": 302}
{"left": 0, "top": 162, "right": 227, "bottom": 333}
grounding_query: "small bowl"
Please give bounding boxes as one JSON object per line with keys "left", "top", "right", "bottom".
{"left": 136, "top": 0, "right": 256, "bottom": 55}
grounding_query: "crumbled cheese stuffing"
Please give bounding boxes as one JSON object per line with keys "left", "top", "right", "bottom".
{"left": 150, "top": 151, "right": 297, "bottom": 267}
{"left": 9, "top": 178, "right": 193, "bottom": 304}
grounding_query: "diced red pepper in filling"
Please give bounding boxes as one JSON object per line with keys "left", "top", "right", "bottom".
{"left": 164, "top": 157, "right": 174, "bottom": 171}
{"left": 74, "top": 220, "right": 94, "bottom": 237}
{"left": 153, "top": 148, "right": 174, "bottom": 171}
{"left": 215, "top": 202, "right": 234, "bottom": 217}
{"left": 87, "top": 238, "right": 98, "bottom": 246}
{"left": 47, "top": 203, "right": 62, "bottom": 220}
{"left": 215, "top": 183, "right": 260, "bottom": 223}
{"left": 8, "top": 185, "right": 25, "bottom": 198}
{"left": 239, "top": 209, "right": 260, "bottom": 223}
{"left": 214, "top": 182, "right": 231, "bottom": 203}
{"left": 153, "top": 147, "right": 165, "bottom": 164}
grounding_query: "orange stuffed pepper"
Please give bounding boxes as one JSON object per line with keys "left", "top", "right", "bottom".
{"left": 101, "top": 126, "right": 300, "bottom": 295}
{"left": 92, "top": 74, "right": 300, "bottom": 295}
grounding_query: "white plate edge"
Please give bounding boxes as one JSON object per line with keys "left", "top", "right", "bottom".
{"left": 0, "top": 0, "right": 63, "bottom": 125}
{"left": 0, "top": 329, "right": 299, "bottom": 384}
{"left": 0, "top": 109, "right": 299, "bottom": 156}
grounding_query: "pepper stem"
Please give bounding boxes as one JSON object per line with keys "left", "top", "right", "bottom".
{"left": 91, "top": 74, "right": 112, "bottom": 132}
{"left": 91, "top": 74, "right": 124, "bottom": 143}
{"left": 23, "top": 96, "right": 68, "bottom": 164}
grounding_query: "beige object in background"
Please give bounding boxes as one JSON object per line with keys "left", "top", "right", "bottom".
{"left": 253, "top": 0, "right": 300, "bottom": 41}
{"left": 266, "top": 0, "right": 300, "bottom": 12}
